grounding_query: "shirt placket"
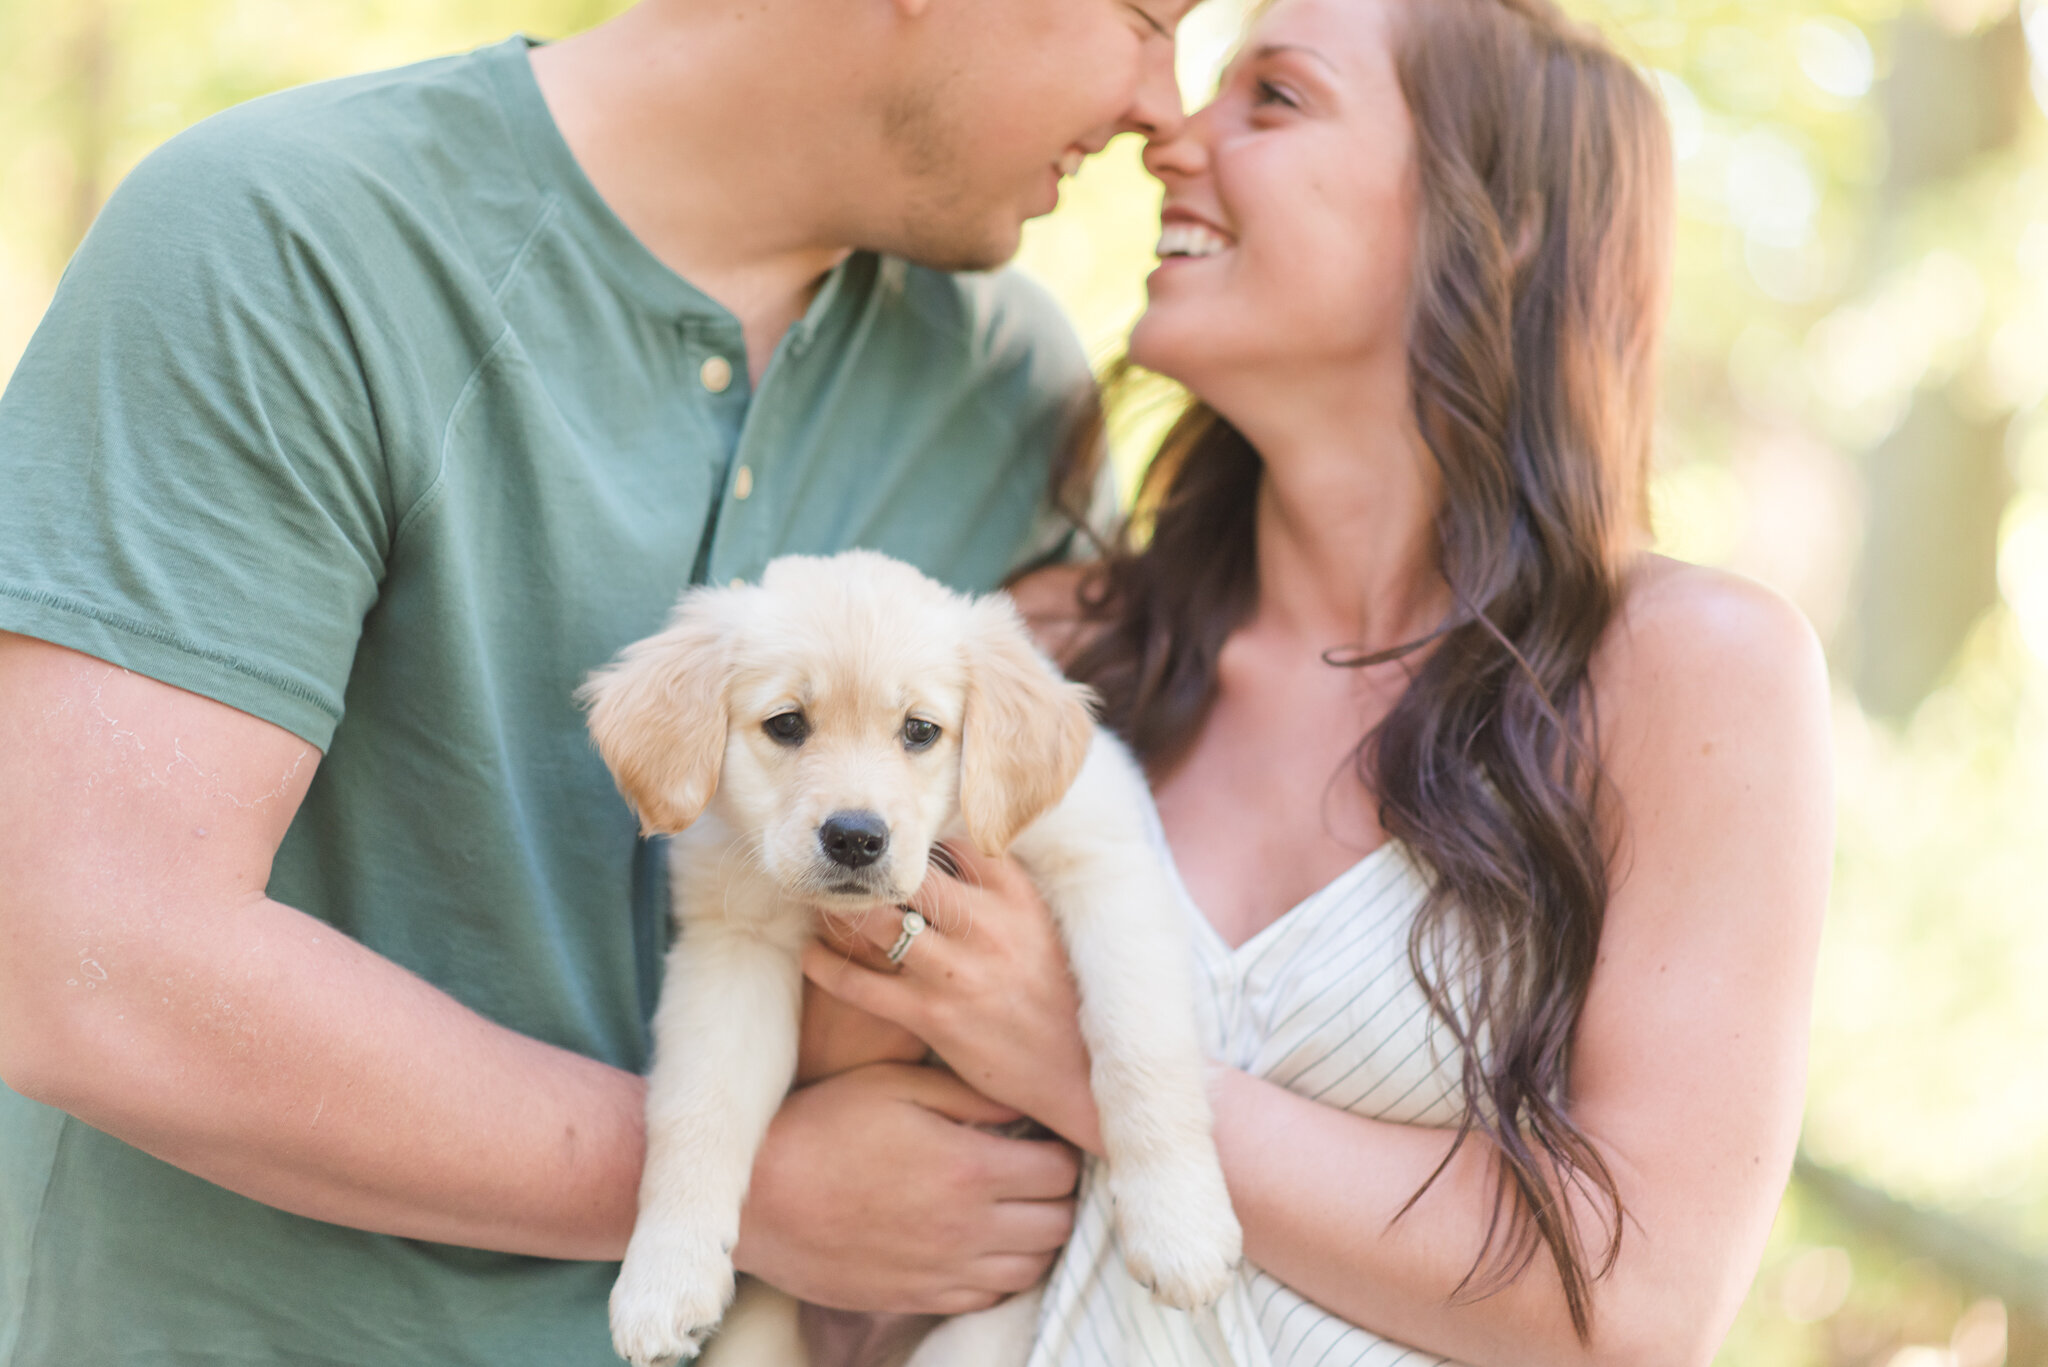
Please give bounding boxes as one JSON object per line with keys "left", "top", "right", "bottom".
{"left": 696, "top": 259, "right": 858, "bottom": 588}
{"left": 678, "top": 316, "right": 752, "bottom": 587}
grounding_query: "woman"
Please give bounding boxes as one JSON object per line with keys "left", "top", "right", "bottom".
{"left": 804, "top": 0, "right": 1832, "bottom": 1361}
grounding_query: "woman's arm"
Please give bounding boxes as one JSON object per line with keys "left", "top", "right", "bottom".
{"left": 809, "top": 561, "right": 1832, "bottom": 1367}
{"left": 1219, "top": 564, "right": 1830, "bottom": 1367}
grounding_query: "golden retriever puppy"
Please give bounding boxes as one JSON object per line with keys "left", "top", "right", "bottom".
{"left": 582, "top": 551, "right": 1240, "bottom": 1367}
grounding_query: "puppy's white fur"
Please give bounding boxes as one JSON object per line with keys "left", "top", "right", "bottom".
{"left": 584, "top": 551, "right": 1241, "bottom": 1367}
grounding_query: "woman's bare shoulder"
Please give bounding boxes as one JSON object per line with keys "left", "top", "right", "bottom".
{"left": 1005, "top": 561, "right": 1105, "bottom": 665}
{"left": 1591, "top": 554, "right": 1828, "bottom": 727}
{"left": 1587, "top": 555, "right": 1833, "bottom": 882}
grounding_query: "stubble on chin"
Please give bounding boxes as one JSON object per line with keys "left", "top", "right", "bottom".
{"left": 874, "top": 81, "right": 1023, "bottom": 272}
{"left": 891, "top": 210, "right": 1022, "bottom": 272}
{"left": 875, "top": 177, "right": 1025, "bottom": 273}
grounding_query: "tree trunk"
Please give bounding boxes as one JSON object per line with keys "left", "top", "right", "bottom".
{"left": 1845, "top": 12, "right": 2029, "bottom": 721}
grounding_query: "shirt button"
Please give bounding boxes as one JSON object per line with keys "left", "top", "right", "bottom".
{"left": 732, "top": 465, "right": 753, "bottom": 501}
{"left": 700, "top": 356, "right": 733, "bottom": 393}
{"left": 729, "top": 577, "right": 745, "bottom": 589}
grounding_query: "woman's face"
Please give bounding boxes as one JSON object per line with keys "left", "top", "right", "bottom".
{"left": 1129, "top": 0, "right": 1420, "bottom": 394}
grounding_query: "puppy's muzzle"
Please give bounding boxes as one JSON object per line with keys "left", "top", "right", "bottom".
{"left": 818, "top": 810, "right": 889, "bottom": 869}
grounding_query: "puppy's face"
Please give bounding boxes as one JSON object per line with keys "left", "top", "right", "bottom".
{"left": 583, "top": 551, "right": 1095, "bottom": 919}
{"left": 718, "top": 583, "right": 968, "bottom": 912}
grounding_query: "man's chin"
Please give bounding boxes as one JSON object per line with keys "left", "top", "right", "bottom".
{"left": 884, "top": 215, "right": 1027, "bottom": 274}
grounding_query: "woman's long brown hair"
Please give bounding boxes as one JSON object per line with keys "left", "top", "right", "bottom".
{"left": 1060, "top": 0, "right": 1673, "bottom": 1340}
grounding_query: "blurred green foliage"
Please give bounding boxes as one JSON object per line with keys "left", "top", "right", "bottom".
{"left": 2, "top": 0, "right": 2045, "bottom": 1362}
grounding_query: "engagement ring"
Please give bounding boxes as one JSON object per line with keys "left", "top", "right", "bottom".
{"left": 886, "top": 909, "right": 928, "bottom": 965}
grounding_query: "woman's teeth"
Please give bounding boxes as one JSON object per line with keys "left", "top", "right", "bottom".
{"left": 1058, "top": 149, "right": 1086, "bottom": 178}
{"left": 1156, "top": 222, "right": 1233, "bottom": 259}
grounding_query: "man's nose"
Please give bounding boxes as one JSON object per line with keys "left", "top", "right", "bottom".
{"left": 1121, "top": 42, "right": 1188, "bottom": 143}
{"left": 819, "top": 810, "right": 890, "bottom": 868}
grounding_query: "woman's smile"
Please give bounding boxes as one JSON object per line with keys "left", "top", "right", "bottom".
{"left": 1130, "top": 0, "right": 1419, "bottom": 401}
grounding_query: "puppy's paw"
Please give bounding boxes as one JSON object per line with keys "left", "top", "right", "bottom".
{"left": 609, "top": 1225, "right": 737, "bottom": 1367}
{"left": 1110, "top": 1153, "right": 1243, "bottom": 1311}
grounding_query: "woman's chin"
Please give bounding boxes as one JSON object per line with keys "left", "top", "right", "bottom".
{"left": 1127, "top": 316, "right": 1231, "bottom": 400}
{"left": 1127, "top": 314, "right": 1195, "bottom": 383}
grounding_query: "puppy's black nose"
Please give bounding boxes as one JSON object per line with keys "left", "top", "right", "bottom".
{"left": 819, "top": 810, "right": 889, "bottom": 869}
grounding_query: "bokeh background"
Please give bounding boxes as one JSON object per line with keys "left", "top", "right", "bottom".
{"left": 2, "top": 0, "right": 2044, "bottom": 1361}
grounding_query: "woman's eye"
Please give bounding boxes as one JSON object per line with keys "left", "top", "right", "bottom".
{"left": 1253, "top": 79, "right": 1299, "bottom": 110}
{"left": 764, "top": 711, "right": 809, "bottom": 745}
{"left": 902, "top": 719, "right": 941, "bottom": 750}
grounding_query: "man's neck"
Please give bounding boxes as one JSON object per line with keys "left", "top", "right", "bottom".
{"left": 529, "top": 3, "right": 870, "bottom": 381}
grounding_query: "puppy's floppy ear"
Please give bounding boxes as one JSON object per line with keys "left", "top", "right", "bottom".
{"left": 958, "top": 594, "right": 1097, "bottom": 856}
{"left": 579, "top": 589, "right": 737, "bottom": 835}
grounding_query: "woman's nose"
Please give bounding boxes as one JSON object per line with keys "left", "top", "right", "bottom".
{"left": 1143, "top": 105, "right": 1213, "bottom": 181}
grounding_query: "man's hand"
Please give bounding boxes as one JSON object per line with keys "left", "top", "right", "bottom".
{"left": 736, "top": 1063, "right": 1079, "bottom": 1314}
{"left": 796, "top": 977, "right": 928, "bottom": 1084}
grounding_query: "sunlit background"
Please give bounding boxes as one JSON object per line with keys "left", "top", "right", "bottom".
{"left": 2, "top": 0, "right": 2045, "bottom": 1361}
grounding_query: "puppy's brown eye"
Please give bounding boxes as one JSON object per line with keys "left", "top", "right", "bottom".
{"left": 764, "top": 711, "right": 809, "bottom": 746}
{"left": 902, "top": 718, "right": 940, "bottom": 750}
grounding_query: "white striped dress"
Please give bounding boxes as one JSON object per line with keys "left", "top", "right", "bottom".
{"left": 1027, "top": 823, "right": 1472, "bottom": 1367}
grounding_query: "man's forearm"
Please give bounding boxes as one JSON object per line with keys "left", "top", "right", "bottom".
{"left": 0, "top": 636, "right": 647, "bottom": 1260}
{"left": 6, "top": 889, "right": 647, "bottom": 1261}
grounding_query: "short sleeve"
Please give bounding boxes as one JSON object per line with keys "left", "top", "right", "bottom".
{"left": 0, "top": 116, "right": 397, "bottom": 748}
{"left": 979, "top": 268, "right": 1112, "bottom": 574}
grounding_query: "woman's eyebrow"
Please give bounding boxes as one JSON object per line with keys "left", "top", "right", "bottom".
{"left": 1248, "top": 41, "right": 1342, "bottom": 78}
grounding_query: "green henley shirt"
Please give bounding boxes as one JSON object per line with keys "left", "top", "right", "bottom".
{"left": 0, "top": 35, "right": 1091, "bottom": 1367}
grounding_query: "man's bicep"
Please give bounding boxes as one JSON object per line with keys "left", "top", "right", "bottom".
{"left": 0, "top": 634, "right": 320, "bottom": 1070}
{"left": 0, "top": 630, "right": 319, "bottom": 855}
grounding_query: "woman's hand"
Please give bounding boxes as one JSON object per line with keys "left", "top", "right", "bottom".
{"left": 802, "top": 844, "right": 1104, "bottom": 1155}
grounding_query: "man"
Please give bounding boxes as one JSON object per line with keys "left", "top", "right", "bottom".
{"left": 0, "top": 0, "right": 1185, "bottom": 1358}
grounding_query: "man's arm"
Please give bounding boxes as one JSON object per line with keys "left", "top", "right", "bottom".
{"left": 0, "top": 632, "right": 646, "bottom": 1257}
{"left": 0, "top": 632, "right": 1075, "bottom": 1297}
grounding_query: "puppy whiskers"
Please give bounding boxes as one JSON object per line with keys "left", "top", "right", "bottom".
{"left": 711, "top": 829, "right": 773, "bottom": 921}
